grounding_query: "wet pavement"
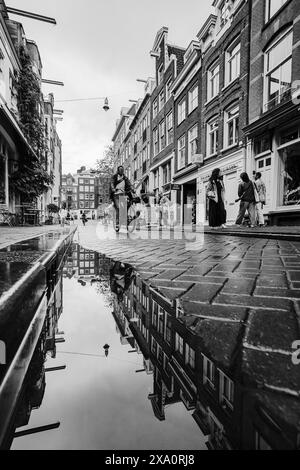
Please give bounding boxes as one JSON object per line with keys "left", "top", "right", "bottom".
{"left": 1, "top": 231, "right": 299, "bottom": 450}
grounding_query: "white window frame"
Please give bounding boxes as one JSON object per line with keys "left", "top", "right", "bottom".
{"left": 185, "top": 344, "right": 195, "bottom": 369}
{"left": 207, "top": 62, "right": 220, "bottom": 101}
{"left": 159, "top": 120, "right": 165, "bottom": 152}
{"left": 219, "top": 371, "right": 234, "bottom": 410}
{"left": 225, "top": 42, "right": 241, "bottom": 86}
{"left": 175, "top": 333, "right": 184, "bottom": 356}
{"left": 153, "top": 127, "right": 158, "bottom": 156}
{"left": 159, "top": 89, "right": 165, "bottom": 111}
{"left": 263, "top": 28, "right": 293, "bottom": 112}
{"left": 188, "top": 84, "right": 198, "bottom": 114}
{"left": 207, "top": 117, "right": 219, "bottom": 157}
{"left": 165, "top": 77, "right": 172, "bottom": 102}
{"left": 202, "top": 354, "right": 216, "bottom": 389}
{"left": 178, "top": 135, "right": 186, "bottom": 170}
{"left": 153, "top": 99, "right": 158, "bottom": 119}
{"left": 177, "top": 99, "right": 186, "bottom": 125}
{"left": 224, "top": 104, "right": 239, "bottom": 148}
{"left": 265, "top": 0, "right": 288, "bottom": 22}
{"left": 188, "top": 125, "right": 198, "bottom": 164}
{"left": 166, "top": 111, "right": 173, "bottom": 146}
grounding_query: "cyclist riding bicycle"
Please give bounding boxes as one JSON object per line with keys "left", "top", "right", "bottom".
{"left": 110, "top": 166, "right": 139, "bottom": 232}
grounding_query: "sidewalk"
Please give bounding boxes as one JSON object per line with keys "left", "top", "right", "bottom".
{"left": 0, "top": 224, "right": 77, "bottom": 249}
{"left": 203, "top": 224, "right": 300, "bottom": 241}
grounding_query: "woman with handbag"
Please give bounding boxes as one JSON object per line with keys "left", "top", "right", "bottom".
{"left": 206, "top": 168, "right": 227, "bottom": 229}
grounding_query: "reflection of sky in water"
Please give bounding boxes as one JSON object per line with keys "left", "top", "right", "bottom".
{"left": 12, "top": 277, "right": 204, "bottom": 450}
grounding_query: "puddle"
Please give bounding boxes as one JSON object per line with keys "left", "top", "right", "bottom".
{"left": 2, "top": 242, "right": 300, "bottom": 450}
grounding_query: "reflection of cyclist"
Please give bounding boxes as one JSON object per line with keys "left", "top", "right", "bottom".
{"left": 110, "top": 261, "right": 134, "bottom": 301}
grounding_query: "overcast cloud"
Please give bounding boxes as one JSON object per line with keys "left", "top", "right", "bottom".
{"left": 9, "top": 0, "right": 213, "bottom": 173}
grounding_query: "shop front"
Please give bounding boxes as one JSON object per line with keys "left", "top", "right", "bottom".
{"left": 173, "top": 165, "right": 199, "bottom": 226}
{"left": 198, "top": 150, "right": 245, "bottom": 225}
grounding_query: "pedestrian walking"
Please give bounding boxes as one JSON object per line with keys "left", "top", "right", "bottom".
{"left": 235, "top": 172, "right": 259, "bottom": 228}
{"left": 254, "top": 172, "right": 266, "bottom": 227}
{"left": 110, "top": 166, "right": 133, "bottom": 231}
{"left": 81, "top": 212, "right": 88, "bottom": 226}
{"left": 59, "top": 207, "right": 68, "bottom": 227}
{"left": 206, "top": 168, "right": 226, "bottom": 229}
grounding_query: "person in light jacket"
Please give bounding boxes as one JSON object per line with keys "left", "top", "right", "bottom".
{"left": 206, "top": 168, "right": 226, "bottom": 229}
{"left": 254, "top": 172, "right": 266, "bottom": 227}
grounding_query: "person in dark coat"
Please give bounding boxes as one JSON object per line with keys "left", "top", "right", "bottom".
{"left": 110, "top": 166, "right": 133, "bottom": 231}
{"left": 206, "top": 168, "right": 227, "bottom": 229}
{"left": 235, "top": 172, "right": 257, "bottom": 227}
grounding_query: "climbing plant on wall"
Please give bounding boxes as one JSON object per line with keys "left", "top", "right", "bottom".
{"left": 9, "top": 46, "right": 54, "bottom": 202}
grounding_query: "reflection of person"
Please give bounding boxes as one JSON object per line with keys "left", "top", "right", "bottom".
{"left": 206, "top": 168, "right": 226, "bottom": 229}
{"left": 235, "top": 172, "right": 257, "bottom": 227}
{"left": 254, "top": 172, "right": 266, "bottom": 227}
{"left": 81, "top": 212, "right": 87, "bottom": 226}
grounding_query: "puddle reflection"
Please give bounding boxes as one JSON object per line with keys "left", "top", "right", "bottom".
{"left": 6, "top": 243, "right": 300, "bottom": 450}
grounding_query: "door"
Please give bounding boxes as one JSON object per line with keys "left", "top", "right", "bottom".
{"left": 224, "top": 172, "right": 238, "bottom": 222}
{"left": 256, "top": 156, "right": 272, "bottom": 208}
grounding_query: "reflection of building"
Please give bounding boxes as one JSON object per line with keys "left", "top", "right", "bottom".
{"left": 106, "top": 259, "right": 300, "bottom": 450}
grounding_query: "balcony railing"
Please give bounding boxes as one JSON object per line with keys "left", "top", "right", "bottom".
{"left": 264, "top": 88, "right": 292, "bottom": 113}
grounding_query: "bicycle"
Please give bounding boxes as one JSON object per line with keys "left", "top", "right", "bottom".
{"left": 112, "top": 193, "right": 141, "bottom": 233}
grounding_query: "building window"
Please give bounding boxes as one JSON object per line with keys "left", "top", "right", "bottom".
{"left": 178, "top": 135, "right": 186, "bottom": 169}
{"left": 153, "top": 128, "right": 159, "bottom": 155}
{"left": 159, "top": 89, "right": 165, "bottom": 111}
{"left": 224, "top": 104, "right": 239, "bottom": 148}
{"left": 162, "top": 161, "right": 171, "bottom": 185}
{"left": 159, "top": 120, "right": 165, "bottom": 152}
{"left": 207, "top": 117, "right": 219, "bottom": 156}
{"left": 153, "top": 169, "right": 159, "bottom": 189}
{"left": 166, "top": 111, "right": 173, "bottom": 146}
{"left": 166, "top": 77, "right": 172, "bottom": 102}
{"left": 158, "top": 64, "right": 163, "bottom": 85}
{"left": 281, "top": 148, "right": 300, "bottom": 206}
{"left": 219, "top": 371, "right": 234, "bottom": 410}
{"left": 185, "top": 344, "right": 195, "bottom": 369}
{"left": 225, "top": 42, "right": 240, "bottom": 85}
{"left": 266, "top": 0, "right": 288, "bottom": 22}
{"left": 207, "top": 63, "right": 220, "bottom": 101}
{"left": 153, "top": 99, "right": 158, "bottom": 119}
{"left": 175, "top": 333, "right": 184, "bottom": 356}
{"left": 188, "top": 125, "right": 198, "bottom": 163}
{"left": 253, "top": 133, "right": 271, "bottom": 155}
{"left": 177, "top": 99, "right": 186, "bottom": 125}
{"left": 203, "top": 355, "right": 216, "bottom": 389}
{"left": 79, "top": 179, "right": 84, "bottom": 184}
{"left": 188, "top": 84, "right": 198, "bottom": 114}
{"left": 264, "top": 29, "right": 292, "bottom": 111}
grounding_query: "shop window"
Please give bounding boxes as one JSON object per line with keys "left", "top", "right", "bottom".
{"left": 280, "top": 126, "right": 300, "bottom": 145}
{"left": 255, "top": 431, "right": 272, "bottom": 450}
{"left": 282, "top": 149, "right": 300, "bottom": 206}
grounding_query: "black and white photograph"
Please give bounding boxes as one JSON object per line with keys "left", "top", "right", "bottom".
{"left": 0, "top": 0, "right": 300, "bottom": 454}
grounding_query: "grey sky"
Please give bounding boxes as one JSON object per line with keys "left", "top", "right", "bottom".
{"left": 9, "top": 0, "right": 213, "bottom": 174}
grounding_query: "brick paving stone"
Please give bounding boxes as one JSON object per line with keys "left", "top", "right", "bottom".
{"left": 149, "top": 280, "right": 194, "bottom": 292}
{"left": 222, "top": 278, "right": 256, "bottom": 295}
{"left": 155, "top": 287, "right": 187, "bottom": 301}
{"left": 150, "top": 269, "right": 188, "bottom": 281}
{"left": 180, "top": 301, "right": 248, "bottom": 321}
{"left": 176, "top": 274, "right": 227, "bottom": 285}
{"left": 254, "top": 287, "right": 300, "bottom": 300}
{"left": 245, "top": 309, "right": 299, "bottom": 351}
{"left": 182, "top": 265, "right": 217, "bottom": 276}
{"left": 214, "top": 293, "right": 292, "bottom": 311}
{"left": 256, "top": 274, "right": 289, "bottom": 288}
{"left": 288, "top": 271, "right": 300, "bottom": 282}
{"left": 181, "top": 283, "right": 222, "bottom": 304}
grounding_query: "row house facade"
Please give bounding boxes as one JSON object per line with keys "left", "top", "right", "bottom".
{"left": 245, "top": 0, "right": 300, "bottom": 225}
{"left": 197, "top": 0, "right": 251, "bottom": 223}
{"left": 0, "top": 1, "right": 62, "bottom": 220}
{"left": 112, "top": 104, "right": 136, "bottom": 177}
{"left": 149, "top": 27, "right": 185, "bottom": 206}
